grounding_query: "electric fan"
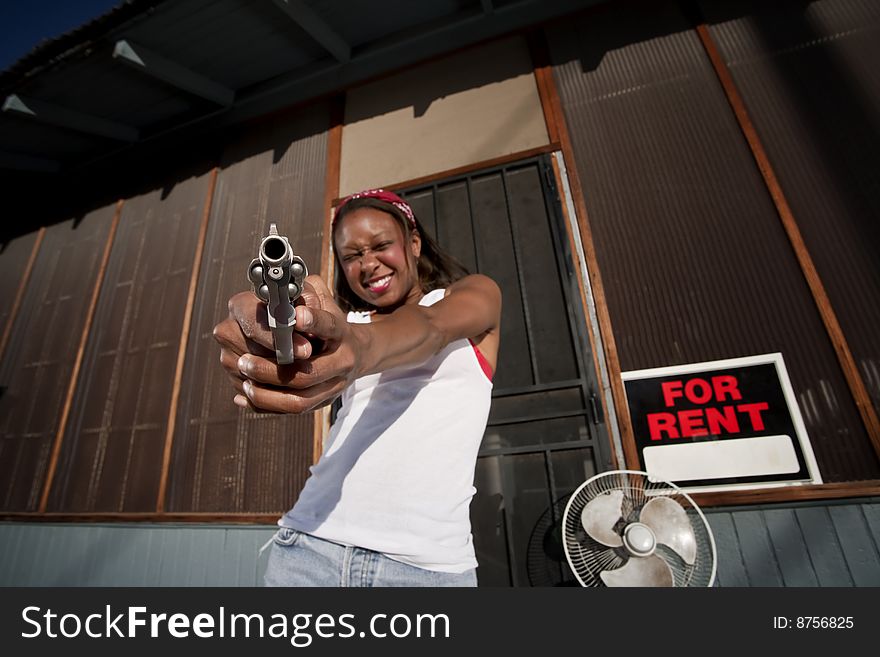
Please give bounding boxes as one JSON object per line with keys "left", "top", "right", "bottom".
{"left": 562, "top": 470, "right": 717, "bottom": 587}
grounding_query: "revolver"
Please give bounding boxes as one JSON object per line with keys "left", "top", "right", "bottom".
{"left": 247, "top": 224, "right": 308, "bottom": 365}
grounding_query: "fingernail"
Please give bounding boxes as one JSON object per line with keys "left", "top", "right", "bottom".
{"left": 237, "top": 355, "right": 250, "bottom": 375}
{"left": 234, "top": 394, "right": 248, "bottom": 408}
{"left": 243, "top": 380, "right": 252, "bottom": 396}
{"left": 297, "top": 307, "right": 311, "bottom": 329}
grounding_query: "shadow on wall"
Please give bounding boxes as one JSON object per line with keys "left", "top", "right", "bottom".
{"left": 0, "top": 97, "right": 333, "bottom": 245}
{"left": 547, "top": 0, "right": 880, "bottom": 271}
{"left": 3, "top": 0, "right": 878, "bottom": 252}
{"left": 702, "top": 0, "right": 880, "bottom": 288}
{"left": 343, "top": 37, "right": 535, "bottom": 124}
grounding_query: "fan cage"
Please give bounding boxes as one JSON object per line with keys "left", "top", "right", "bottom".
{"left": 562, "top": 470, "right": 717, "bottom": 587}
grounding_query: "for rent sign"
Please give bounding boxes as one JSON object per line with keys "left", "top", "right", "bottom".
{"left": 622, "top": 353, "right": 821, "bottom": 492}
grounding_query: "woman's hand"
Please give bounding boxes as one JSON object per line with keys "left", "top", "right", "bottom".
{"left": 213, "top": 275, "right": 365, "bottom": 413}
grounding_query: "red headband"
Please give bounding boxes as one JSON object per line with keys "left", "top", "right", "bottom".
{"left": 334, "top": 188, "right": 417, "bottom": 228}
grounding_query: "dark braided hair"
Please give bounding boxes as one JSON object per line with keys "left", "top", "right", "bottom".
{"left": 332, "top": 196, "right": 470, "bottom": 312}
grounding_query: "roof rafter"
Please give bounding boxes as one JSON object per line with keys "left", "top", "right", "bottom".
{"left": 112, "top": 40, "right": 235, "bottom": 106}
{"left": 271, "top": 0, "right": 351, "bottom": 62}
{"left": 2, "top": 94, "right": 139, "bottom": 142}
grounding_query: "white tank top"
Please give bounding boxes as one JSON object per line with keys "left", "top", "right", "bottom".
{"left": 281, "top": 289, "right": 493, "bottom": 572}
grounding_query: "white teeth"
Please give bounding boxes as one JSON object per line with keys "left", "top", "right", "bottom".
{"left": 367, "top": 275, "right": 391, "bottom": 290}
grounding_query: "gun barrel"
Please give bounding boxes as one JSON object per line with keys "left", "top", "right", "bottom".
{"left": 260, "top": 234, "right": 292, "bottom": 267}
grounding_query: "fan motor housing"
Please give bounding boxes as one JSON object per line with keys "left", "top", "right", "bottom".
{"left": 623, "top": 523, "right": 656, "bottom": 557}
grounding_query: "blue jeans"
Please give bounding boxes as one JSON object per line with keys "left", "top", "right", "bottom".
{"left": 263, "top": 527, "right": 477, "bottom": 587}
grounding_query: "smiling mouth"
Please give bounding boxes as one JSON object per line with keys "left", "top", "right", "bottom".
{"left": 365, "top": 274, "right": 392, "bottom": 292}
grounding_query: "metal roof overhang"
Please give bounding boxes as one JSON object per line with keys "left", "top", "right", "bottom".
{"left": 0, "top": 0, "right": 602, "bottom": 176}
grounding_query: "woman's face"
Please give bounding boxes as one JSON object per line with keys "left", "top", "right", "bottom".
{"left": 334, "top": 206, "right": 422, "bottom": 309}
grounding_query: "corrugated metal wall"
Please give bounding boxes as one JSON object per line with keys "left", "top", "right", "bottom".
{"left": 545, "top": 0, "right": 879, "bottom": 481}
{"left": 0, "top": 231, "right": 39, "bottom": 344}
{"left": 701, "top": 0, "right": 880, "bottom": 420}
{"left": 0, "top": 206, "right": 117, "bottom": 511}
{"left": 47, "top": 172, "right": 212, "bottom": 512}
{"left": 0, "top": 101, "right": 329, "bottom": 516}
{"left": 166, "top": 108, "right": 330, "bottom": 513}
{"left": 2, "top": 498, "right": 877, "bottom": 586}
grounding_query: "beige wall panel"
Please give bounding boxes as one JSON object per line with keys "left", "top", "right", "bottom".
{"left": 340, "top": 36, "right": 549, "bottom": 195}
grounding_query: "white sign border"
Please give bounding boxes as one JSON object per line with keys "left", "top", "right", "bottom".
{"left": 621, "top": 352, "right": 823, "bottom": 493}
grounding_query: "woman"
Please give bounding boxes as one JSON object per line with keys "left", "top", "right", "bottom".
{"left": 214, "top": 189, "right": 501, "bottom": 586}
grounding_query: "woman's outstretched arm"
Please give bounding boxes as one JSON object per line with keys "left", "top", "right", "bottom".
{"left": 213, "top": 274, "right": 501, "bottom": 414}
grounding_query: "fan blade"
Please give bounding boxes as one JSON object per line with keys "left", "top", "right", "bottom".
{"left": 639, "top": 497, "right": 697, "bottom": 565}
{"left": 600, "top": 555, "right": 674, "bottom": 587}
{"left": 580, "top": 490, "right": 624, "bottom": 547}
